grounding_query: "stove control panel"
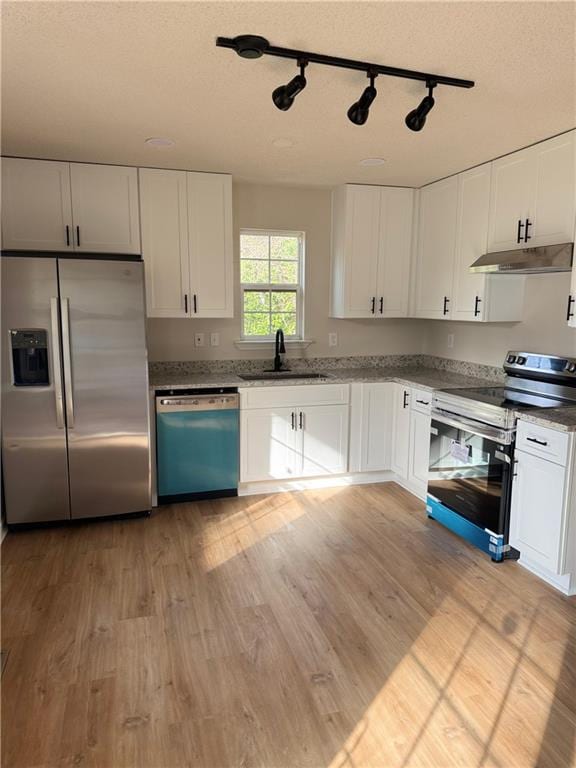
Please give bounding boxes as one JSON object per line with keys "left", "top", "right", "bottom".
{"left": 504, "top": 351, "right": 576, "bottom": 380}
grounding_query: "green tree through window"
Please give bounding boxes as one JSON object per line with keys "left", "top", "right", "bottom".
{"left": 240, "top": 230, "right": 304, "bottom": 338}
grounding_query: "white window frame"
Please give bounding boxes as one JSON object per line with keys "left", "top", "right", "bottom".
{"left": 240, "top": 228, "right": 305, "bottom": 340}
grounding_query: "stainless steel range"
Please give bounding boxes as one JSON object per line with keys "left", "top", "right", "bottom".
{"left": 426, "top": 352, "right": 576, "bottom": 562}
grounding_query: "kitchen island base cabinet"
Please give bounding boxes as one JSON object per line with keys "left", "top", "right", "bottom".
{"left": 509, "top": 422, "right": 576, "bottom": 595}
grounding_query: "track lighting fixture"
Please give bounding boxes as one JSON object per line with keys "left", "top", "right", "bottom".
{"left": 216, "top": 36, "right": 474, "bottom": 129}
{"left": 272, "top": 60, "right": 308, "bottom": 111}
{"left": 405, "top": 81, "right": 437, "bottom": 132}
{"left": 347, "top": 72, "right": 378, "bottom": 126}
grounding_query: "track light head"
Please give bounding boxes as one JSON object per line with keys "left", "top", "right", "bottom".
{"left": 230, "top": 35, "right": 269, "bottom": 59}
{"left": 272, "top": 61, "right": 308, "bottom": 111}
{"left": 405, "top": 81, "right": 437, "bottom": 131}
{"left": 347, "top": 72, "right": 378, "bottom": 125}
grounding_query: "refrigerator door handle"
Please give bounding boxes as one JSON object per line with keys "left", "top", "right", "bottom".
{"left": 60, "top": 297, "right": 75, "bottom": 429}
{"left": 50, "top": 297, "right": 65, "bottom": 429}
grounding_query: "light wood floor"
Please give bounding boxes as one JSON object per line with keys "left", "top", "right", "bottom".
{"left": 2, "top": 482, "right": 575, "bottom": 768}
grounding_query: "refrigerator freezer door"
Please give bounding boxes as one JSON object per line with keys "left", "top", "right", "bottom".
{"left": 58, "top": 258, "right": 151, "bottom": 518}
{"left": 1, "top": 256, "right": 71, "bottom": 523}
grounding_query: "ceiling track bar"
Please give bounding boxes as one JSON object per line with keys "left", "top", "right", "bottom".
{"left": 215, "top": 37, "right": 475, "bottom": 89}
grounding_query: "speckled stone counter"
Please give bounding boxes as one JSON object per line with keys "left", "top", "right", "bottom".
{"left": 149, "top": 365, "right": 499, "bottom": 393}
{"left": 516, "top": 407, "right": 576, "bottom": 433}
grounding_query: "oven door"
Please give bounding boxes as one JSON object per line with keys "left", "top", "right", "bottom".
{"left": 428, "top": 411, "right": 513, "bottom": 538}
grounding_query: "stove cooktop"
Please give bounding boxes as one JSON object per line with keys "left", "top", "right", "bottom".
{"left": 439, "top": 386, "right": 572, "bottom": 412}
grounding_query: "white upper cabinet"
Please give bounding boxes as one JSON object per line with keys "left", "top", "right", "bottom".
{"left": 139, "top": 170, "right": 233, "bottom": 319}
{"left": 452, "top": 164, "right": 525, "bottom": 322}
{"left": 69, "top": 164, "right": 140, "bottom": 254}
{"left": 1, "top": 158, "right": 140, "bottom": 254}
{"left": 413, "top": 176, "right": 458, "bottom": 319}
{"left": 330, "top": 184, "right": 414, "bottom": 318}
{"left": 377, "top": 187, "right": 415, "bottom": 317}
{"left": 451, "top": 165, "right": 491, "bottom": 321}
{"left": 488, "top": 131, "right": 576, "bottom": 252}
{"left": 187, "top": 172, "right": 233, "bottom": 318}
{"left": 1, "top": 158, "right": 73, "bottom": 251}
{"left": 139, "top": 168, "right": 189, "bottom": 318}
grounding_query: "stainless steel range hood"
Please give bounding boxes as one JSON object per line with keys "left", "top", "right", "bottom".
{"left": 470, "top": 242, "right": 573, "bottom": 274}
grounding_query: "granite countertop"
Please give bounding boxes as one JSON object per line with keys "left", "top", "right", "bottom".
{"left": 515, "top": 407, "right": 576, "bottom": 433}
{"left": 149, "top": 365, "right": 499, "bottom": 393}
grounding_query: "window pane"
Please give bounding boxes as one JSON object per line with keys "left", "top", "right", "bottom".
{"left": 244, "top": 313, "right": 271, "bottom": 337}
{"left": 240, "top": 260, "right": 269, "bottom": 283}
{"left": 271, "top": 291, "right": 297, "bottom": 312}
{"left": 270, "top": 236, "right": 299, "bottom": 261}
{"left": 244, "top": 291, "right": 270, "bottom": 312}
{"left": 270, "top": 261, "right": 298, "bottom": 284}
{"left": 240, "top": 234, "right": 269, "bottom": 259}
{"left": 271, "top": 313, "right": 297, "bottom": 336}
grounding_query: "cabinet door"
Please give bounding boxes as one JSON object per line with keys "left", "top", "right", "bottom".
{"left": 408, "top": 409, "right": 431, "bottom": 500}
{"left": 531, "top": 131, "right": 576, "bottom": 247}
{"left": 391, "top": 385, "right": 411, "bottom": 479}
{"left": 509, "top": 451, "right": 567, "bottom": 574}
{"left": 487, "top": 150, "right": 533, "bottom": 252}
{"left": 413, "top": 177, "right": 458, "bottom": 319}
{"left": 1, "top": 158, "right": 73, "bottom": 251}
{"left": 377, "top": 188, "right": 414, "bottom": 317}
{"left": 342, "top": 185, "right": 381, "bottom": 317}
{"left": 300, "top": 404, "right": 349, "bottom": 477}
{"left": 70, "top": 164, "right": 140, "bottom": 254}
{"left": 139, "top": 169, "right": 190, "bottom": 318}
{"left": 349, "top": 383, "right": 393, "bottom": 472}
{"left": 187, "top": 172, "right": 233, "bottom": 318}
{"left": 451, "top": 164, "right": 490, "bottom": 322}
{"left": 240, "top": 408, "right": 300, "bottom": 482}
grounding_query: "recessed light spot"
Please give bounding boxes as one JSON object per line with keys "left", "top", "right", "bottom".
{"left": 145, "top": 137, "right": 175, "bottom": 148}
{"left": 272, "top": 137, "right": 295, "bottom": 149}
{"left": 359, "top": 157, "right": 386, "bottom": 167}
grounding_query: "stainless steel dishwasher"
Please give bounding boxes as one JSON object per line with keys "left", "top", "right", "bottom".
{"left": 155, "top": 388, "right": 239, "bottom": 503}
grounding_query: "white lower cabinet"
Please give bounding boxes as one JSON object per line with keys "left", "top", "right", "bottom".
{"left": 391, "top": 385, "right": 411, "bottom": 479}
{"left": 391, "top": 385, "right": 432, "bottom": 500}
{"left": 240, "top": 407, "right": 300, "bottom": 482}
{"left": 509, "top": 424, "right": 575, "bottom": 591}
{"left": 408, "top": 409, "right": 432, "bottom": 499}
{"left": 240, "top": 386, "right": 349, "bottom": 483}
{"left": 300, "top": 405, "right": 349, "bottom": 477}
{"left": 349, "top": 383, "right": 394, "bottom": 473}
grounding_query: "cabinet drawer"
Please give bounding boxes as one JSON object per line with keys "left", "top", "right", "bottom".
{"left": 516, "top": 420, "right": 570, "bottom": 466}
{"left": 411, "top": 388, "right": 433, "bottom": 415}
{"left": 240, "top": 384, "right": 350, "bottom": 410}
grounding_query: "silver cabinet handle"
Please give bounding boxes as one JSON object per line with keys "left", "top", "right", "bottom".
{"left": 50, "top": 298, "right": 65, "bottom": 429}
{"left": 60, "top": 297, "right": 75, "bottom": 429}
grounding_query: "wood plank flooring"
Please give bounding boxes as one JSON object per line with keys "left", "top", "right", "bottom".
{"left": 2, "top": 482, "right": 575, "bottom": 768}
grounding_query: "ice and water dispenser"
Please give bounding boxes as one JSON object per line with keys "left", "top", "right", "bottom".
{"left": 10, "top": 329, "right": 50, "bottom": 386}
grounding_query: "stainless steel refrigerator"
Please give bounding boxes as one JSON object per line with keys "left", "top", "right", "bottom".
{"left": 1, "top": 255, "right": 151, "bottom": 525}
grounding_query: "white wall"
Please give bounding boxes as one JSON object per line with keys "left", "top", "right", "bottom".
{"left": 146, "top": 182, "right": 427, "bottom": 362}
{"left": 424, "top": 274, "right": 576, "bottom": 366}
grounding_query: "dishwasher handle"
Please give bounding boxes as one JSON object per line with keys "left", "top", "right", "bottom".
{"left": 157, "top": 393, "right": 239, "bottom": 413}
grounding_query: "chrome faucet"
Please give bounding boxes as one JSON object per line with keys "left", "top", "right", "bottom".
{"left": 273, "top": 328, "right": 286, "bottom": 371}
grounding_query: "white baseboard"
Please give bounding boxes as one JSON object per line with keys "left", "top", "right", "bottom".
{"left": 518, "top": 556, "right": 576, "bottom": 596}
{"left": 391, "top": 476, "right": 427, "bottom": 502}
{"left": 238, "top": 470, "right": 397, "bottom": 497}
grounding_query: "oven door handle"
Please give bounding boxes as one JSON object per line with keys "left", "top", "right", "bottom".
{"left": 431, "top": 409, "right": 514, "bottom": 446}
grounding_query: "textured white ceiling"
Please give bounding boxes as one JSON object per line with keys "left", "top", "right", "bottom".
{"left": 2, "top": 1, "right": 575, "bottom": 187}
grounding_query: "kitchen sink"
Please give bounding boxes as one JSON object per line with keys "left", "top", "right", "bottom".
{"left": 238, "top": 371, "right": 329, "bottom": 381}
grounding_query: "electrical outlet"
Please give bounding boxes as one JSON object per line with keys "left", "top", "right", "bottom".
{"left": 328, "top": 332, "right": 338, "bottom": 347}
{"left": 447, "top": 333, "right": 455, "bottom": 349}
{"left": 194, "top": 332, "right": 205, "bottom": 347}
{"left": 210, "top": 332, "right": 220, "bottom": 347}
